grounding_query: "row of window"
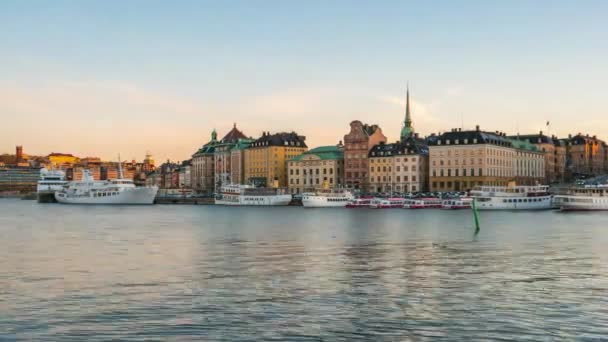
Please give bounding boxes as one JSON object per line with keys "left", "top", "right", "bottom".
{"left": 370, "top": 157, "right": 417, "bottom": 163}
{"left": 370, "top": 175, "right": 417, "bottom": 182}
{"left": 502, "top": 198, "right": 547, "bottom": 203}
{"left": 370, "top": 165, "right": 417, "bottom": 173}
{"left": 289, "top": 168, "right": 335, "bottom": 176}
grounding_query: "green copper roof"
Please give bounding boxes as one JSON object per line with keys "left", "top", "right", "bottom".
{"left": 508, "top": 138, "right": 540, "bottom": 152}
{"left": 400, "top": 86, "right": 414, "bottom": 140}
{"left": 290, "top": 145, "right": 344, "bottom": 161}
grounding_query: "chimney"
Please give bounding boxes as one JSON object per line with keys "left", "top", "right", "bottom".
{"left": 476, "top": 125, "right": 480, "bottom": 132}
{"left": 540, "top": 130, "right": 543, "bottom": 135}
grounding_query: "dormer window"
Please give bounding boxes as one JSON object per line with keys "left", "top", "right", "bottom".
{"left": 464, "top": 139, "right": 468, "bottom": 144}
{"left": 473, "top": 138, "right": 478, "bottom": 144}
{"left": 455, "top": 139, "right": 459, "bottom": 144}
{"left": 438, "top": 140, "right": 442, "bottom": 145}
{"left": 446, "top": 140, "right": 451, "bottom": 145}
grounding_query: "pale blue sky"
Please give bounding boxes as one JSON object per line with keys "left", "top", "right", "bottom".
{"left": 1, "top": 1, "right": 607, "bottom": 161}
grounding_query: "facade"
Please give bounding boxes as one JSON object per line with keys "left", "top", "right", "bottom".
{"left": 230, "top": 138, "right": 254, "bottom": 185}
{"left": 191, "top": 130, "right": 218, "bottom": 193}
{"left": 510, "top": 132, "right": 567, "bottom": 184}
{"left": 343, "top": 121, "right": 387, "bottom": 191}
{"left": 142, "top": 153, "right": 155, "bottom": 173}
{"left": 428, "top": 127, "right": 545, "bottom": 192}
{"left": 244, "top": 132, "right": 307, "bottom": 188}
{"left": 368, "top": 136, "right": 429, "bottom": 193}
{"left": 287, "top": 144, "right": 344, "bottom": 194}
{"left": 178, "top": 160, "right": 192, "bottom": 188}
{"left": 47, "top": 153, "right": 79, "bottom": 168}
{"left": 0, "top": 167, "right": 39, "bottom": 192}
{"left": 565, "top": 134, "right": 607, "bottom": 178}
{"left": 214, "top": 124, "right": 249, "bottom": 190}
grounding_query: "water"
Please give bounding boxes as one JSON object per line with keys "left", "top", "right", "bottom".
{"left": 2, "top": 199, "right": 608, "bottom": 341}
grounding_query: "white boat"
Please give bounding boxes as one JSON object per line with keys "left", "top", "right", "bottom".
{"left": 441, "top": 197, "right": 473, "bottom": 210}
{"left": 215, "top": 184, "right": 292, "bottom": 206}
{"left": 345, "top": 197, "right": 373, "bottom": 208}
{"left": 302, "top": 189, "right": 354, "bottom": 208}
{"left": 55, "top": 166, "right": 158, "bottom": 205}
{"left": 554, "top": 185, "right": 608, "bottom": 211}
{"left": 370, "top": 197, "right": 405, "bottom": 209}
{"left": 470, "top": 184, "right": 552, "bottom": 210}
{"left": 37, "top": 168, "right": 67, "bottom": 203}
{"left": 402, "top": 197, "right": 443, "bottom": 209}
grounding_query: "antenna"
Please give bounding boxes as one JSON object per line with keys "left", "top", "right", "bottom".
{"left": 118, "top": 154, "right": 124, "bottom": 179}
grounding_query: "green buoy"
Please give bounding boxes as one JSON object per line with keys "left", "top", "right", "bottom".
{"left": 472, "top": 198, "right": 481, "bottom": 235}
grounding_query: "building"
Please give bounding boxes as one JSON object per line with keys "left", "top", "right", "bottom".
{"left": 368, "top": 136, "right": 429, "bottom": 193}
{"left": 178, "top": 160, "right": 192, "bottom": 188}
{"left": 230, "top": 138, "right": 254, "bottom": 185}
{"left": 244, "top": 132, "right": 307, "bottom": 188}
{"left": 214, "top": 124, "right": 249, "bottom": 190}
{"left": 0, "top": 167, "right": 39, "bottom": 192}
{"left": 191, "top": 130, "right": 218, "bottom": 193}
{"left": 343, "top": 121, "right": 387, "bottom": 191}
{"left": 47, "top": 153, "right": 79, "bottom": 168}
{"left": 15, "top": 146, "right": 23, "bottom": 164}
{"left": 428, "top": 126, "right": 545, "bottom": 192}
{"left": 142, "top": 153, "right": 155, "bottom": 173}
{"left": 564, "top": 134, "right": 607, "bottom": 178}
{"left": 510, "top": 132, "right": 567, "bottom": 184}
{"left": 287, "top": 144, "right": 344, "bottom": 194}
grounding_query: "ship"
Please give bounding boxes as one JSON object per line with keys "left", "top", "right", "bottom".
{"left": 215, "top": 184, "right": 292, "bottom": 206}
{"left": 470, "top": 183, "right": 552, "bottom": 210}
{"left": 54, "top": 162, "right": 158, "bottom": 204}
{"left": 370, "top": 197, "right": 405, "bottom": 209}
{"left": 37, "top": 168, "right": 67, "bottom": 203}
{"left": 302, "top": 189, "right": 354, "bottom": 208}
{"left": 553, "top": 184, "right": 608, "bottom": 211}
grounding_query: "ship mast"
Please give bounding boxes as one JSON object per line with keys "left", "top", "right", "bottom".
{"left": 118, "top": 154, "right": 124, "bottom": 179}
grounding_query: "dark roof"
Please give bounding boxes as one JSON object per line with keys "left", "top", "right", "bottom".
{"left": 369, "top": 136, "right": 429, "bottom": 157}
{"left": 249, "top": 132, "right": 307, "bottom": 148}
{"left": 362, "top": 123, "right": 381, "bottom": 136}
{"left": 220, "top": 124, "right": 248, "bottom": 144}
{"left": 509, "top": 134, "right": 554, "bottom": 145}
{"left": 427, "top": 129, "right": 511, "bottom": 147}
{"left": 567, "top": 134, "right": 606, "bottom": 145}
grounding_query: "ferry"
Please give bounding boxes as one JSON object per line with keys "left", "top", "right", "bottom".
{"left": 345, "top": 197, "right": 373, "bottom": 208}
{"left": 441, "top": 197, "right": 473, "bottom": 210}
{"left": 37, "top": 168, "right": 67, "bottom": 203}
{"left": 55, "top": 169, "right": 158, "bottom": 204}
{"left": 370, "top": 197, "right": 405, "bottom": 209}
{"left": 302, "top": 189, "right": 354, "bottom": 208}
{"left": 403, "top": 198, "right": 425, "bottom": 209}
{"left": 422, "top": 197, "right": 443, "bottom": 209}
{"left": 553, "top": 185, "right": 608, "bottom": 211}
{"left": 215, "top": 184, "right": 292, "bottom": 206}
{"left": 470, "top": 184, "right": 552, "bottom": 210}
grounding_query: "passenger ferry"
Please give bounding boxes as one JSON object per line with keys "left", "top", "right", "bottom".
{"left": 370, "top": 197, "right": 405, "bottom": 209}
{"left": 345, "top": 197, "right": 373, "bottom": 208}
{"left": 422, "top": 197, "right": 443, "bottom": 209}
{"left": 470, "top": 184, "right": 552, "bottom": 210}
{"left": 55, "top": 169, "right": 158, "bottom": 204}
{"left": 441, "top": 197, "right": 473, "bottom": 210}
{"left": 215, "top": 184, "right": 292, "bottom": 206}
{"left": 403, "top": 198, "right": 425, "bottom": 209}
{"left": 37, "top": 168, "right": 67, "bottom": 203}
{"left": 302, "top": 189, "right": 354, "bottom": 208}
{"left": 554, "top": 185, "right": 608, "bottom": 211}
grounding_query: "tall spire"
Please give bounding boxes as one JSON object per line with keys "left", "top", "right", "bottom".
{"left": 400, "top": 84, "right": 414, "bottom": 141}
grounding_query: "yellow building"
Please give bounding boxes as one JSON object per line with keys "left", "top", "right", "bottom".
{"left": 244, "top": 132, "right": 307, "bottom": 187}
{"left": 47, "top": 153, "right": 79, "bottom": 168}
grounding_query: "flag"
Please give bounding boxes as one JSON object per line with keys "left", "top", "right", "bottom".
{"left": 546, "top": 121, "right": 550, "bottom": 126}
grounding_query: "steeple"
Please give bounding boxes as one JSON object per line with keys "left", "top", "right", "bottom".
{"left": 400, "top": 84, "right": 414, "bottom": 141}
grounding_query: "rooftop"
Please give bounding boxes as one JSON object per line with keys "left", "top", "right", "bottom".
{"left": 290, "top": 145, "right": 343, "bottom": 161}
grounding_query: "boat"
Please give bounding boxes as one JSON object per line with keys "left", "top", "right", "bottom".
{"left": 422, "top": 197, "right": 443, "bottom": 209}
{"left": 302, "top": 189, "right": 354, "bottom": 208}
{"left": 55, "top": 169, "right": 158, "bottom": 204}
{"left": 470, "top": 184, "right": 552, "bottom": 210}
{"left": 553, "top": 185, "right": 608, "bottom": 211}
{"left": 403, "top": 198, "right": 425, "bottom": 209}
{"left": 441, "top": 197, "right": 473, "bottom": 209}
{"left": 215, "top": 184, "right": 292, "bottom": 206}
{"left": 345, "top": 197, "right": 373, "bottom": 208}
{"left": 370, "top": 197, "right": 405, "bottom": 209}
{"left": 37, "top": 168, "right": 67, "bottom": 203}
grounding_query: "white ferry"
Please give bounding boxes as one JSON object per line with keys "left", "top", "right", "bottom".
{"left": 554, "top": 185, "right": 608, "bottom": 211}
{"left": 441, "top": 197, "right": 473, "bottom": 210}
{"left": 402, "top": 197, "right": 443, "bottom": 209}
{"left": 215, "top": 184, "right": 292, "bottom": 206}
{"left": 470, "top": 184, "right": 552, "bottom": 210}
{"left": 370, "top": 197, "right": 405, "bottom": 209}
{"left": 55, "top": 170, "right": 158, "bottom": 204}
{"left": 345, "top": 197, "right": 373, "bottom": 208}
{"left": 302, "top": 189, "right": 354, "bottom": 208}
{"left": 37, "top": 168, "right": 67, "bottom": 203}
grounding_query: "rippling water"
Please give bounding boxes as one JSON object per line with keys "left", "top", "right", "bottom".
{"left": 2, "top": 199, "right": 608, "bottom": 341}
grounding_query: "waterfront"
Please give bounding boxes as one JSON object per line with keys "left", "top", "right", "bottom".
{"left": 2, "top": 199, "right": 608, "bottom": 340}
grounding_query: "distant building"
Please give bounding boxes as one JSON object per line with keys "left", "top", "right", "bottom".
{"left": 428, "top": 126, "right": 544, "bottom": 192}
{"left": 244, "top": 132, "right": 307, "bottom": 188}
{"left": 214, "top": 123, "right": 249, "bottom": 190}
{"left": 178, "top": 160, "right": 192, "bottom": 188}
{"left": 287, "top": 144, "right": 344, "bottom": 194}
{"left": 230, "top": 138, "right": 254, "bottom": 185}
{"left": 0, "top": 167, "right": 39, "bottom": 192}
{"left": 15, "top": 146, "right": 23, "bottom": 164}
{"left": 343, "top": 121, "right": 387, "bottom": 191}
{"left": 191, "top": 130, "right": 219, "bottom": 193}
{"left": 47, "top": 153, "right": 79, "bottom": 168}
{"left": 142, "top": 153, "right": 155, "bottom": 173}
{"left": 564, "top": 134, "right": 607, "bottom": 179}
{"left": 510, "top": 132, "right": 567, "bottom": 184}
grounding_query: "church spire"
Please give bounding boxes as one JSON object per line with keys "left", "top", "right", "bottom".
{"left": 400, "top": 84, "right": 414, "bottom": 141}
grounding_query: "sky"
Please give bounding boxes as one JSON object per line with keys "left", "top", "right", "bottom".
{"left": 1, "top": 0, "right": 607, "bottom": 162}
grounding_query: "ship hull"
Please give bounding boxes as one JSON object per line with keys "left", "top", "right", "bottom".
{"left": 215, "top": 194, "right": 292, "bottom": 206}
{"left": 474, "top": 196, "right": 553, "bottom": 210}
{"left": 555, "top": 195, "right": 608, "bottom": 211}
{"left": 37, "top": 192, "right": 57, "bottom": 203}
{"left": 55, "top": 187, "right": 158, "bottom": 205}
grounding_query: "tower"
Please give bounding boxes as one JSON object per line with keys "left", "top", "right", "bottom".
{"left": 400, "top": 86, "right": 414, "bottom": 141}
{"left": 15, "top": 146, "right": 23, "bottom": 164}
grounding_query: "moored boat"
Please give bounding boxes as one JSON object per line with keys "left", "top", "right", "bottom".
{"left": 470, "top": 184, "right": 552, "bottom": 210}
{"left": 403, "top": 198, "right": 425, "bottom": 209}
{"left": 37, "top": 168, "right": 67, "bottom": 203}
{"left": 370, "top": 197, "right": 405, "bottom": 209}
{"left": 345, "top": 197, "right": 373, "bottom": 208}
{"left": 554, "top": 185, "right": 608, "bottom": 211}
{"left": 302, "top": 189, "right": 354, "bottom": 208}
{"left": 441, "top": 197, "right": 473, "bottom": 209}
{"left": 215, "top": 184, "right": 292, "bottom": 206}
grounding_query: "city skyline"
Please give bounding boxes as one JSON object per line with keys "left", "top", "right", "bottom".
{"left": 1, "top": 1, "right": 607, "bottom": 161}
